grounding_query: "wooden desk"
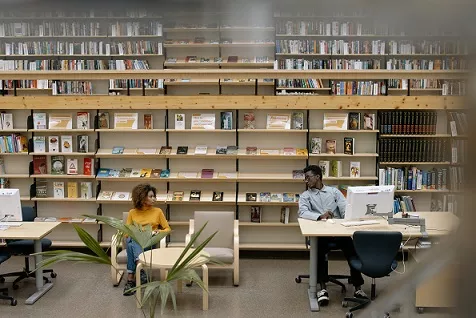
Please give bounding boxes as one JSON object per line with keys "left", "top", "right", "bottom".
{"left": 0, "top": 222, "right": 60, "bottom": 305}
{"left": 297, "top": 212, "right": 458, "bottom": 312}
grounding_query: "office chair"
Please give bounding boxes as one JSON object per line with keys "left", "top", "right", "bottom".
{"left": 342, "top": 231, "right": 402, "bottom": 318}
{"left": 0, "top": 207, "right": 57, "bottom": 290}
{"left": 295, "top": 238, "right": 351, "bottom": 293}
{"left": 0, "top": 252, "right": 17, "bottom": 306}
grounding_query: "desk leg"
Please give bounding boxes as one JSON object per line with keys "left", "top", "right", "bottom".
{"left": 202, "top": 264, "right": 208, "bottom": 311}
{"left": 308, "top": 236, "right": 319, "bottom": 312}
{"left": 25, "top": 239, "right": 54, "bottom": 305}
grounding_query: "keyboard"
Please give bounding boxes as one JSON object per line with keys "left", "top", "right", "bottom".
{"left": 0, "top": 222, "right": 22, "bottom": 227}
{"left": 341, "top": 220, "right": 380, "bottom": 227}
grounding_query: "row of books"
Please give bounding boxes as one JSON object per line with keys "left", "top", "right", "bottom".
{"left": 319, "top": 160, "right": 361, "bottom": 178}
{"left": 250, "top": 206, "right": 293, "bottom": 224}
{"left": 277, "top": 21, "right": 375, "bottom": 36}
{"left": 378, "top": 167, "right": 448, "bottom": 190}
{"left": 451, "top": 140, "right": 467, "bottom": 164}
{"left": 167, "top": 56, "right": 271, "bottom": 64}
{"left": 310, "top": 137, "right": 357, "bottom": 155}
{"left": 34, "top": 216, "right": 97, "bottom": 223}
{"left": 31, "top": 112, "right": 90, "bottom": 130}
{"left": 0, "top": 133, "right": 28, "bottom": 153}
{"left": 0, "top": 59, "right": 149, "bottom": 71}
{"left": 106, "top": 146, "right": 308, "bottom": 156}
{"left": 276, "top": 39, "right": 386, "bottom": 55}
{"left": 331, "top": 81, "right": 385, "bottom": 96}
{"left": 0, "top": 10, "right": 155, "bottom": 19}
{"left": 110, "top": 22, "right": 162, "bottom": 36}
{"left": 386, "top": 58, "right": 465, "bottom": 70}
{"left": 449, "top": 167, "right": 464, "bottom": 191}
{"left": 277, "top": 79, "right": 324, "bottom": 89}
{"left": 387, "top": 40, "right": 467, "bottom": 55}
{"left": 52, "top": 81, "right": 92, "bottom": 95}
{"left": 379, "top": 111, "right": 437, "bottom": 135}
{"left": 4, "top": 40, "right": 163, "bottom": 55}
{"left": 33, "top": 156, "right": 93, "bottom": 175}
{"left": 33, "top": 135, "right": 90, "bottom": 153}
{"left": 379, "top": 139, "right": 448, "bottom": 163}
{"left": 389, "top": 79, "right": 442, "bottom": 89}
{"left": 97, "top": 190, "right": 226, "bottom": 202}
{"left": 110, "top": 79, "right": 163, "bottom": 89}
{"left": 164, "top": 39, "right": 274, "bottom": 45}
{"left": 393, "top": 195, "right": 417, "bottom": 213}
{"left": 448, "top": 111, "right": 467, "bottom": 136}
{"left": 36, "top": 180, "right": 93, "bottom": 198}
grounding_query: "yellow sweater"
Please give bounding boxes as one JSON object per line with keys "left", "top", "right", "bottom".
{"left": 126, "top": 206, "right": 171, "bottom": 233}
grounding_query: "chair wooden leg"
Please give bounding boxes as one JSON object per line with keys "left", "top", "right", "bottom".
{"left": 136, "top": 263, "right": 143, "bottom": 308}
{"left": 202, "top": 264, "right": 208, "bottom": 311}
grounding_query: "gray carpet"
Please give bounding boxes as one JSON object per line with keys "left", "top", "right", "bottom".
{"left": 0, "top": 255, "right": 454, "bottom": 318}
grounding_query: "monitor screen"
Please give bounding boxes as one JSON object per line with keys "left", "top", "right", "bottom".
{"left": 0, "top": 189, "right": 22, "bottom": 221}
{"left": 345, "top": 185, "right": 395, "bottom": 220}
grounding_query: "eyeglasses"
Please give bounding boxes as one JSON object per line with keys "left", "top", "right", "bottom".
{"left": 304, "top": 174, "right": 318, "bottom": 181}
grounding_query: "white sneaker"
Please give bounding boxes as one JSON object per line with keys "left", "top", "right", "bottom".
{"left": 354, "top": 289, "right": 369, "bottom": 299}
{"left": 317, "top": 289, "right": 329, "bottom": 306}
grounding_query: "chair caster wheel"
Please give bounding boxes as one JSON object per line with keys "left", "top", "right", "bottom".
{"left": 51, "top": 272, "right": 57, "bottom": 278}
{"left": 0, "top": 277, "right": 4, "bottom": 283}
{"left": 295, "top": 277, "right": 302, "bottom": 283}
{"left": 342, "top": 301, "right": 348, "bottom": 308}
{"left": 11, "top": 299, "right": 17, "bottom": 306}
{"left": 384, "top": 313, "right": 391, "bottom": 318}
{"left": 186, "top": 283, "right": 192, "bottom": 287}
{"left": 234, "top": 284, "right": 239, "bottom": 287}
{"left": 12, "top": 285, "right": 19, "bottom": 290}
{"left": 345, "top": 312, "right": 353, "bottom": 318}
{"left": 417, "top": 307, "right": 424, "bottom": 314}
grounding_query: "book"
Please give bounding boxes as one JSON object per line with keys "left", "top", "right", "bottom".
{"left": 49, "top": 114, "right": 73, "bottom": 130}
{"left": 48, "top": 136, "right": 59, "bottom": 152}
{"left": 114, "top": 113, "right": 138, "bottom": 129}
{"left": 226, "top": 146, "right": 238, "bottom": 155}
{"left": 216, "top": 146, "right": 227, "bottom": 155}
{"left": 36, "top": 180, "right": 48, "bottom": 198}
{"left": 66, "top": 158, "right": 78, "bottom": 175}
{"left": 350, "top": 162, "right": 361, "bottom": 178}
{"left": 83, "top": 158, "right": 93, "bottom": 175}
{"left": 130, "top": 169, "right": 141, "bottom": 178}
{"left": 137, "top": 149, "right": 157, "bottom": 154}
{"left": 348, "top": 112, "right": 361, "bottom": 130}
{"left": 143, "top": 114, "right": 153, "bottom": 129}
{"left": 33, "top": 136, "right": 46, "bottom": 153}
{"left": 33, "top": 113, "right": 47, "bottom": 129}
{"left": 270, "top": 193, "right": 283, "bottom": 202}
{"left": 140, "top": 168, "right": 152, "bottom": 178}
{"left": 243, "top": 112, "right": 255, "bottom": 129}
{"left": 112, "top": 192, "right": 130, "bottom": 200}
{"left": 292, "top": 170, "right": 304, "bottom": 179}
{"left": 283, "top": 193, "right": 295, "bottom": 202}
{"left": 97, "top": 191, "right": 114, "bottom": 200}
{"left": 283, "top": 147, "right": 296, "bottom": 155}
{"left": 363, "top": 113, "right": 375, "bottom": 130}
{"left": 77, "top": 112, "right": 90, "bottom": 129}
{"left": 67, "top": 182, "right": 78, "bottom": 198}
{"left": 326, "top": 140, "right": 336, "bottom": 154}
{"left": 177, "top": 146, "right": 189, "bottom": 154}
{"left": 77, "top": 135, "right": 88, "bottom": 153}
{"left": 311, "top": 137, "right": 322, "bottom": 154}
{"left": 1, "top": 113, "right": 13, "bottom": 130}
{"left": 53, "top": 182, "right": 64, "bottom": 199}
{"left": 96, "top": 168, "right": 110, "bottom": 178}
{"left": 189, "top": 190, "right": 201, "bottom": 201}
{"left": 330, "top": 160, "right": 342, "bottom": 177}
{"left": 151, "top": 169, "right": 162, "bottom": 178}
{"left": 112, "top": 146, "right": 124, "bottom": 154}
{"left": 250, "top": 206, "right": 261, "bottom": 223}
{"left": 191, "top": 113, "right": 215, "bottom": 130}
{"left": 0, "top": 158, "right": 5, "bottom": 175}
{"left": 119, "top": 168, "right": 132, "bottom": 178}
{"left": 61, "top": 135, "right": 73, "bottom": 153}
{"left": 246, "top": 192, "right": 257, "bottom": 201}
{"left": 175, "top": 113, "right": 185, "bottom": 130}
{"left": 194, "top": 145, "right": 208, "bottom": 155}
{"left": 291, "top": 112, "right": 304, "bottom": 130}
{"left": 323, "top": 113, "right": 348, "bottom": 130}
{"left": 220, "top": 111, "right": 233, "bottom": 130}
{"left": 246, "top": 147, "right": 258, "bottom": 155}
{"left": 160, "top": 169, "right": 170, "bottom": 178}
{"left": 172, "top": 191, "right": 184, "bottom": 201}
{"left": 295, "top": 193, "right": 300, "bottom": 202}
{"left": 33, "top": 155, "right": 47, "bottom": 174}
{"left": 344, "top": 137, "right": 355, "bottom": 155}
{"left": 260, "top": 149, "right": 280, "bottom": 155}
{"left": 296, "top": 148, "right": 307, "bottom": 156}
{"left": 51, "top": 155, "right": 65, "bottom": 175}
{"left": 319, "top": 160, "right": 330, "bottom": 178}
{"left": 201, "top": 169, "right": 214, "bottom": 178}
{"left": 280, "top": 207, "right": 290, "bottom": 224}
{"left": 212, "top": 191, "right": 223, "bottom": 201}
{"left": 98, "top": 112, "right": 110, "bottom": 128}
{"left": 266, "top": 113, "right": 291, "bottom": 129}
{"left": 159, "top": 146, "right": 172, "bottom": 155}
{"left": 80, "top": 182, "right": 93, "bottom": 199}
{"left": 259, "top": 192, "right": 271, "bottom": 202}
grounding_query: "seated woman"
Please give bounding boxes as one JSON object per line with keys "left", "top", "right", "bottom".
{"left": 123, "top": 183, "right": 171, "bottom": 296}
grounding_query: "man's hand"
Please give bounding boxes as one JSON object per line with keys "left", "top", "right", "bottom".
{"left": 319, "top": 211, "right": 334, "bottom": 220}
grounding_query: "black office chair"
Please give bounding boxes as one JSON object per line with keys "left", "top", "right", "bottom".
{"left": 295, "top": 238, "right": 351, "bottom": 293}
{"left": 0, "top": 207, "right": 57, "bottom": 290}
{"left": 0, "top": 252, "right": 17, "bottom": 306}
{"left": 342, "top": 231, "right": 402, "bottom": 318}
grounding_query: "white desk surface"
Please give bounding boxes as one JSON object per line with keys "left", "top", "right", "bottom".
{"left": 0, "top": 222, "right": 61, "bottom": 240}
{"left": 139, "top": 247, "right": 210, "bottom": 268}
{"left": 298, "top": 212, "right": 459, "bottom": 238}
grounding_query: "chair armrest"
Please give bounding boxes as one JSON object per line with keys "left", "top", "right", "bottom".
{"left": 111, "top": 231, "right": 121, "bottom": 266}
{"left": 185, "top": 219, "right": 194, "bottom": 246}
{"left": 159, "top": 236, "right": 166, "bottom": 248}
{"left": 233, "top": 220, "right": 239, "bottom": 262}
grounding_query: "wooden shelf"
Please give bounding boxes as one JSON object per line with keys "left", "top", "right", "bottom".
{"left": 276, "top": 87, "right": 331, "bottom": 91}
{"left": 164, "top": 80, "right": 219, "bottom": 86}
{"left": 168, "top": 173, "right": 237, "bottom": 182}
{"left": 237, "top": 129, "right": 306, "bottom": 133}
{"left": 20, "top": 196, "right": 31, "bottom": 201}
{"left": 221, "top": 62, "right": 274, "bottom": 67}
{"left": 380, "top": 162, "right": 451, "bottom": 165}
{"left": 220, "top": 81, "right": 274, "bottom": 86}
{"left": 237, "top": 173, "right": 302, "bottom": 183}
{"left": 380, "top": 134, "right": 451, "bottom": 138}
{"left": 167, "top": 200, "right": 236, "bottom": 205}
{"left": 0, "top": 152, "right": 29, "bottom": 156}
{"left": 239, "top": 243, "right": 306, "bottom": 250}
{"left": 168, "top": 221, "right": 189, "bottom": 226}
{"left": 220, "top": 43, "right": 275, "bottom": 47}
{"left": 310, "top": 153, "right": 378, "bottom": 157}
{"left": 95, "top": 129, "right": 165, "bottom": 133}
{"left": 95, "top": 149, "right": 165, "bottom": 159}
{"left": 96, "top": 199, "right": 133, "bottom": 204}
{"left": 96, "top": 177, "right": 166, "bottom": 182}
{"left": 240, "top": 222, "right": 299, "bottom": 227}
{"left": 394, "top": 189, "right": 450, "bottom": 193}
{"left": 309, "top": 129, "right": 379, "bottom": 133}
{"left": 30, "top": 152, "right": 95, "bottom": 156}
{"left": 32, "top": 197, "right": 97, "bottom": 202}
{"left": 220, "top": 27, "right": 275, "bottom": 31}
{"left": 164, "top": 28, "right": 219, "bottom": 32}
{"left": 237, "top": 154, "right": 308, "bottom": 160}
{"left": 238, "top": 201, "right": 298, "bottom": 206}
{"left": 323, "top": 176, "right": 378, "bottom": 181}
{"left": 164, "top": 43, "right": 219, "bottom": 48}
{"left": 32, "top": 174, "right": 95, "bottom": 179}
{"left": 166, "top": 129, "right": 234, "bottom": 133}
{"left": 164, "top": 62, "right": 220, "bottom": 67}
{"left": 0, "top": 129, "right": 28, "bottom": 133}
{"left": 30, "top": 129, "right": 95, "bottom": 133}
{"left": 0, "top": 174, "right": 30, "bottom": 178}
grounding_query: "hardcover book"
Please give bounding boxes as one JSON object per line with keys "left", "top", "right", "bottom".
{"left": 160, "top": 169, "right": 170, "bottom": 178}
{"left": 344, "top": 137, "right": 355, "bottom": 155}
{"left": 363, "top": 113, "right": 375, "bottom": 130}
{"left": 67, "top": 182, "right": 78, "bottom": 198}
{"left": 48, "top": 136, "right": 59, "bottom": 153}
{"left": 61, "top": 135, "right": 73, "bottom": 153}
{"left": 83, "top": 158, "right": 93, "bottom": 176}
{"left": 330, "top": 160, "right": 342, "bottom": 177}
{"left": 177, "top": 146, "right": 189, "bottom": 155}
{"left": 250, "top": 206, "right": 261, "bottom": 223}
{"left": 172, "top": 191, "right": 184, "bottom": 201}
{"left": 201, "top": 169, "right": 214, "bottom": 178}
{"left": 191, "top": 113, "right": 215, "bottom": 130}
{"left": 270, "top": 193, "right": 283, "bottom": 202}
{"left": 216, "top": 146, "right": 227, "bottom": 155}
{"left": 159, "top": 146, "right": 172, "bottom": 155}
{"left": 283, "top": 147, "right": 296, "bottom": 155}
{"left": 112, "top": 146, "right": 124, "bottom": 154}
{"left": 96, "top": 168, "right": 110, "bottom": 178}
{"left": 246, "top": 192, "right": 257, "bottom": 202}
{"left": 36, "top": 180, "right": 48, "bottom": 198}
{"left": 49, "top": 114, "right": 73, "bottom": 130}
{"left": 260, "top": 149, "right": 280, "bottom": 155}
{"left": 33, "top": 136, "right": 46, "bottom": 153}
{"left": 114, "top": 113, "right": 138, "bottom": 129}
{"left": 189, "top": 190, "right": 201, "bottom": 201}
{"left": 80, "top": 182, "right": 93, "bottom": 199}
{"left": 323, "top": 113, "right": 348, "bottom": 130}
{"left": 259, "top": 192, "right": 271, "bottom": 202}
{"left": 119, "top": 168, "right": 132, "bottom": 178}
{"left": 130, "top": 169, "right": 141, "bottom": 178}
{"left": 350, "top": 162, "right": 361, "bottom": 178}
{"left": 291, "top": 112, "right": 304, "bottom": 130}
{"left": 53, "top": 182, "right": 64, "bottom": 199}
{"left": 151, "top": 169, "right": 162, "bottom": 178}
{"left": 175, "top": 113, "right": 185, "bottom": 130}
{"left": 283, "top": 193, "right": 295, "bottom": 202}
{"left": 98, "top": 112, "right": 110, "bottom": 129}
{"left": 326, "top": 140, "right": 336, "bottom": 154}
{"left": 280, "top": 207, "right": 290, "bottom": 224}
{"left": 140, "top": 168, "right": 152, "bottom": 178}
{"left": 319, "top": 160, "right": 330, "bottom": 178}
{"left": 266, "top": 113, "right": 291, "bottom": 129}
{"left": 33, "top": 113, "right": 47, "bottom": 129}
{"left": 243, "top": 112, "right": 255, "bottom": 129}
{"left": 194, "top": 145, "right": 208, "bottom": 155}
{"left": 220, "top": 111, "right": 233, "bottom": 130}
{"left": 66, "top": 158, "right": 78, "bottom": 175}
{"left": 143, "top": 114, "right": 153, "bottom": 129}
{"left": 77, "top": 135, "right": 88, "bottom": 153}
{"left": 0, "top": 113, "right": 13, "bottom": 130}
{"left": 212, "top": 191, "right": 223, "bottom": 201}
{"left": 296, "top": 148, "right": 307, "bottom": 156}
{"left": 348, "top": 112, "right": 361, "bottom": 130}
{"left": 311, "top": 137, "right": 322, "bottom": 154}
{"left": 246, "top": 147, "right": 258, "bottom": 155}
{"left": 226, "top": 146, "right": 238, "bottom": 155}
{"left": 77, "top": 112, "right": 90, "bottom": 129}
{"left": 51, "top": 155, "right": 65, "bottom": 175}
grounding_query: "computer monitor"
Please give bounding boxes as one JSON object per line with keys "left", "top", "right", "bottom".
{"left": 0, "top": 189, "right": 22, "bottom": 221}
{"left": 345, "top": 185, "right": 395, "bottom": 220}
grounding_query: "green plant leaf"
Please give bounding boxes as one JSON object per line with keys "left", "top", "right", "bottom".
{"left": 159, "top": 282, "right": 172, "bottom": 315}
{"left": 31, "top": 251, "right": 111, "bottom": 272}
{"left": 73, "top": 224, "right": 109, "bottom": 260}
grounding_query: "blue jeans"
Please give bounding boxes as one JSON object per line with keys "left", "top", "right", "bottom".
{"left": 126, "top": 237, "right": 154, "bottom": 274}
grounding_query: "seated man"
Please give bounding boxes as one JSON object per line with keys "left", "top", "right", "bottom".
{"left": 298, "top": 165, "right": 368, "bottom": 305}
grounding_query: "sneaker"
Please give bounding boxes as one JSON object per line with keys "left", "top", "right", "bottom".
{"left": 317, "top": 289, "right": 329, "bottom": 306}
{"left": 123, "top": 280, "right": 136, "bottom": 296}
{"left": 354, "top": 289, "right": 369, "bottom": 299}
{"left": 140, "top": 270, "right": 148, "bottom": 285}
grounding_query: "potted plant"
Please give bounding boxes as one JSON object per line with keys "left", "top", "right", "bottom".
{"left": 33, "top": 215, "right": 217, "bottom": 317}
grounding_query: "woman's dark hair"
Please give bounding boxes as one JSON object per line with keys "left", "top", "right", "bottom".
{"left": 303, "top": 165, "right": 323, "bottom": 180}
{"left": 132, "top": 183, "right": 157, "bottom": 209}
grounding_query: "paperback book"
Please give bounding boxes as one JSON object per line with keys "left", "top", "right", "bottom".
{"left": 77, "top": 135, "right": 89, "bottom": 153}
{"left": 348, "top": 112, "right": 361, "bottom": 130}
{"left": 51, "top": 155, "right": 65, "bottom": 174}
{"left": 212, "top": 191, "right": 223, "bottom": 201}
{"left": 48, "top": 136, "right": 59, "bottom": 152}
{"left": 189, "top": 190, "right": 201, "bottom": 201}
{"left": 350, "top": 162, "right": 361, "bottom": 178}
{"left": 344, "top": 137, "right": 355, "bottom": 155}
{"left": 246, "top": 192, "right": 257, "bottom": 201}
{"left": 53, "top": 182, "right": 64, "bottom": 199}
{"left": 311, "top": 137, "right": 322, "bottom": 154}
{"left": 326, "top": 140, "right": 336, "bottom": 154}
{"left": 291, "top": 112, "right": 304, "bottom": 130}
{"left": 243, "top": 112, "right": 255, "bottom": 129}
{"left": 280, "top": 207, "right": 290, "bottom": 224}
{"left": 220, "top": 111, "right": 233, "bottom": 130}
{"left": 259, "top": 192, "right": 271, "bottom": 202}
{"left": 250, "top": 206, "right": 261, "bottom": 223}
{"left": 216, "top": 146, "right": 227, "bottom": 155}
{"left": 77, "top": 112, "right": 90, "bottom": 129}
{"left": 319, "top": 160, "right": 330, "bottom": 178}
{"left": 61, "top": 135, "right": 73, "bottom": 153}
{"left": 175, "top": 113, "right": 185, "bottom": 130}
{"left": 98, "top": 112, "right": 110, "bottom": 129}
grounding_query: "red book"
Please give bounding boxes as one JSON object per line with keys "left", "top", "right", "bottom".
{"left": 83, "top": 158, "right": 93, "bottom": 176}
{"left": 33, "top": 155, "right": 47, "bottom": 174}
{"left": 200, "top": 169, "right": 214, "bottom": 179}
